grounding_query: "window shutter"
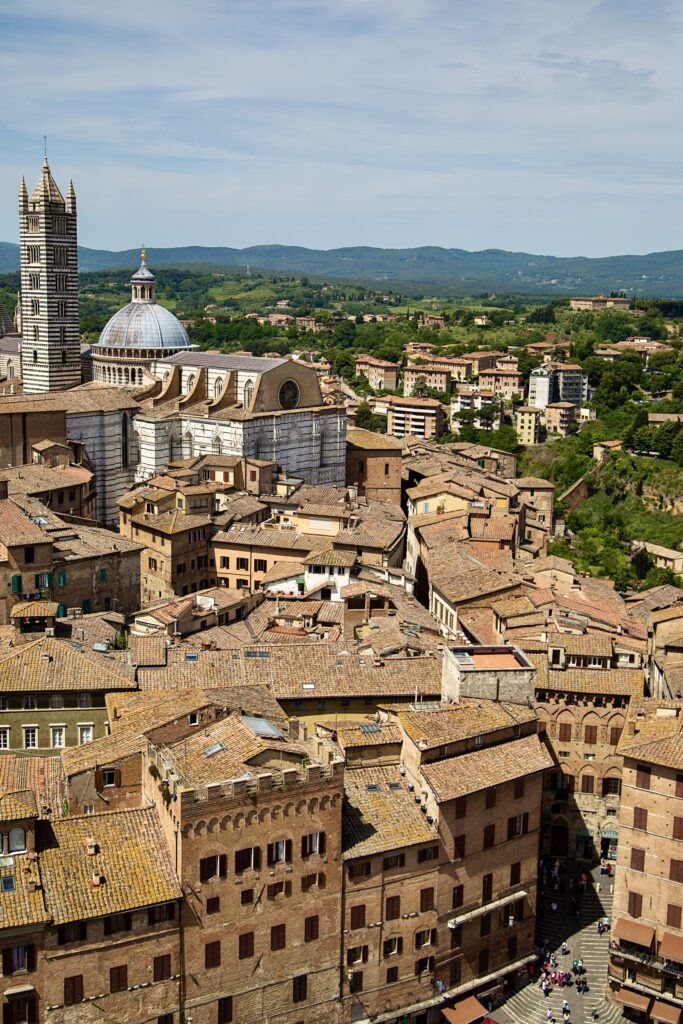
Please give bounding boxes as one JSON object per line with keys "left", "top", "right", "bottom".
{"left": 254, "top": 847, "right": 261, "bottom": 870}
{"left": 103, "top": 917, "right": 112, "bottom": 936}
{"left": 301, "top": 836, "right": 307, "bottom": 858}
{"left": 522, "top": 812, "right": 529, "bottom": 835}
{"left": 285, "top": 839, "right": 293, "bottom": 862}
{"left": 398, "top": 937, "right": 403, "bottom": 955}
{"left": 47, "top": 572, "right": 53, "bottom": 589}
{"left": 3, "top": 1001, "right": 11, "bottom": 1024}
{"left": 26, "top": 944, "right": 35, "bottom": 971}
{"left": 362, "top": 946, "right": 369, "bottom": 963}
{"left": 34, "top": 574, "right": 41, "bottom": 588}
{"left": 114, "top": 769, "right": 122, "bottom": 788}
{"left": 11, "top": 574, "right": 21, "bottom": 594}
{"left": 200, "top": 859, "right": 210, "bottom": 883}
{"left": 1, "top": 948, "right": 12, "bottom": 975}
{"left": 27, "top": 997, "right": 37, "bottom": 1024}
{"left": 285, "top": 880, "right": 292, "bottom": 896}
{"left": 219, "top": 853, "right": 227, "bottom": 878}
{"left": 319, "top": 832, "right": 326, "bottom": 855}
{"left": 507, "top": 817, "right": 515, "bottom": 841}
{"left": 674, "top": 818, "right": 683, "bottom": 841}
{"left": 431, "top": 928, "right": 437, "bottom": 946}
{"left": 94, "top": 770, "right": 103, "bottom": 792}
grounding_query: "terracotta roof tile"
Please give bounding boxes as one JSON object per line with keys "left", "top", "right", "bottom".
{"left": 421, "top": 734, "right": 553, "bottom": 802}
{"left": 342, "top": 766, "right": 438, "bottom": 858}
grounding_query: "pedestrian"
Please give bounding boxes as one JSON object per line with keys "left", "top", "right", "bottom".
{"left": 597, "top": 920, "right": 604, "bottom": 935}
{"left": 591, "top": 1008, "right": 598, "bottom": 1021}
{"left": 546, "top": 1010, "right": 554, "bottom": 1023}
{"left": 572, "top": 959, "right": 578, "bottom": 975}
{"left": 562, "top": 1000, "right": 569, "bottom": 1014}
{"left": 578, "top": 958, "right": 584, "bottom": 975}
{"left": 562, "top": 941, "right": 569, "bottom": 956}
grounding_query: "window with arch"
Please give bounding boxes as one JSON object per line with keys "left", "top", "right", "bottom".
{"left": 169, "top": 432, "right": 180, "bottom": 462}
{"left": 212, "top": 435, "right": 222, "bottom": 455}
{"left": 9, "top": 827, "right": 26, "bottom": 853}
{"left": 183, "top": 432, "right": 194, "bottom": 459}
{"left": 186, "top": 373, "right": 195, "bottom": 393}
{"left": 214, "top": 377, "right": 224, "bottom": 399}
{"left": 243, "top": 379, "right": 254, "bottom": 408}
{"left": 6, "top": 360, "right": 14, "bottom": 379}
{"left": 320, "top": 427, "right": 335, "bottom": 468}
{"left": 580, "top": 769, "right": 595, "bottom": 795}
{"left": 32, "top": 350, "right": 38, "bottom": 364}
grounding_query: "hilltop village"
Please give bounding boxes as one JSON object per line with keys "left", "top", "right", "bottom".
{"left": 0, "top": 161, "right": 683, "bottom": 1024}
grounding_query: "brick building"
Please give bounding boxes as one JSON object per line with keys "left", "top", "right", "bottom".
{"left": 345, "top": 427, "right": 403, "bottom": 505}
{"left": 608, "top": 697, "right": 683, "bottom": 1020}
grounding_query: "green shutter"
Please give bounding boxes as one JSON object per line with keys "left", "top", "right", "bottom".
{"left": 99, "top": 568, "right": 107, "bottom": 582}
{"left": 57, "top": 604, "right": 66, "bottom": 618}
{"left": 34, "top": 574, "right": 41, "bottom": 589}
{"left": 47, "top": 572, "right": 53, "bottom": 589}
{"left": 82, "top": 598, "right": 91, "bottom": 614}
{"left": 58, "top": 570, "right": 67, "bottom": 588}
{"left": 11, "top": 574, "right": 21, "bottom": 594}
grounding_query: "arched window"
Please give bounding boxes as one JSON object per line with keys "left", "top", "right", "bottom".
{"left": 212, "top": 435, "right": 222, "bottom": 455}
{"left": 186, "top": 373, "right": 195, "bottom": 393}
{"left": 183, "top": 431, "right": 194, "bottom": 459}
{"left": 7, "top": 359, "right": 14, "bottom": 379}
{"left": 121, "top": 412, "right": 129, "bottom": 468}
{"left": 169, "top": 432, "right": 180, "bottom": 462}
{"left": 243, "top": 379, "right": 254, "bottom": 408}
{"left": 32, "top": 349, "right": 37, "bottom": 364}
{"left": 9, "top": 828, "right": 26, "bottom": 853}
{"left": 214, "top": 376, "right": 224, "bottom": 399}
{"left": 320, "top": 426, "right": 335, "bottom": 468}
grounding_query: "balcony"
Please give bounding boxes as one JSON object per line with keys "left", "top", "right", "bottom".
{"left": 609, "top": 941, "right": 683, "bottom": 980}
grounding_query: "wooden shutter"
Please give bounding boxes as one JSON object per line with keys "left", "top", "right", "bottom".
{"left": 631, "top": 848, "right": 645, "bottom": 871}
{"left": 219, "top": 853, "right": 227, "bottom": 878}
{"left": 628, "top": 891, "right": 643, "bottom": 918}
{"left": 634, "top": 806, "right": 648, "bottom": 830}
{"left": 26, "top": 944, "right": 35, "bottom": 971}
{"left": 510, "top": 862, "right": 521, "bottom": 886}
{"left": 636, "top": 764, "right": 651, "bottom": 790}
{"left": 285, "top": 839, "right": 293, "bottom": 862}
{"left": 522, "top": 812, "right": 529, "bottom": 834}
{"left": 668, "top": 904, "right": 682, "bottom": 929}
{"left": 454, "top": 796, "right": 467, "bottom": 819}
{"left": 677, "top": 775, "right": 683, "bottom": 798}
{"left": 1, "top": 948, "right": 12, "bottom": 975}
{"left": 200, "top": 858, "right": 212, "bottom": 883}
{"left": 94, "top": 770, "right": 103, "bottom": 791}
{"left": 584, "top": 725, "right": 598, "bottom": 745}
{"left": 318, "top": 832, "right": 326, "bottom": 855}
{"left": 507, "top": 817, "right": 515, "bottom": 841}
{"left": 674, "top": 818, "right": 683, "bottom": 841}
{"left": 113, "top": 769, "right": 122, "bottom": 787}
{"left": 253, "top": 847, "right": 261, "bottom": 870}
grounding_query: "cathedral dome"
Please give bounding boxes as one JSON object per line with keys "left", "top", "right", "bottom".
{"left": 97, "top": 301, "right": 190, "bottom": 350}
{"left": 95, "top": 249, "right": 190, "bottom": 351}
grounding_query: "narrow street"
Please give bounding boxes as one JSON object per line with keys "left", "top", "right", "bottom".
{"left": 491, "top": 864, "right": 627, "bottom": 1024}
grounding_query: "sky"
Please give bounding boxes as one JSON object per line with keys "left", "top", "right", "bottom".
{"left": 1, "top": 0, "right": 682, "bottom": 256}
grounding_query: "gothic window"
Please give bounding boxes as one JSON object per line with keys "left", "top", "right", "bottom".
{"left": 6, "top": 360, "right": 14, "bottom": 379}
{"left": 55, "top": 273, "right": 67, "bottom": 292}
{"left": 243, "top": 379, "right": 254, "bottom": 408}
{"left": 214, "top": 376, "right": 224, "bottom": 399}
{"left": 169, "top": 432, "right": 180, "bottom": 462}
{"left": 57, "top": 300, "right": 67, "bottom": 318}
{"left": 186, "top": 374, "right": 195, "bottom": 392}
{"left": 320, "top": 427, "right": 335, "bottom": 468}
{"left": 278, "top": 379, "right": 300, "bottom": 409}
{"left": 29, "top": 273, "right": 40, "bottom": 290}
{"left": 26, "top": 215, "right": 39, "bottom": 232}
{"left": 183, "top": 432, "right": 194, "bottom": 459}
{"left": 32, "top": 350, "right": 37, "bottom": 364}
{"left": 61, "top": 350, "right": 66, "bottom": 365}
{"left": 27, "top": 245, "right": 40, "bottom": 263}
{"left": 212, "top": 435, "right": 222, "bottom": 455}
{"left": 54, "top": 246, "right": 68, "bottom": 268}
{"left": 32, "top": 326, "right": 39, "bottom": 342}
{"left": 30, "top": 299, "right": 40, "bottom": 316}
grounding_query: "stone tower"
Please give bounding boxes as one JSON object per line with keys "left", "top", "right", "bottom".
{"left": 19, "top": 159, "right": 81, "bottom": 392}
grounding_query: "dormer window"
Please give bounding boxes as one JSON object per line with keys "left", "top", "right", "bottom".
{"left": 8, "top": 828, "right": 27, "bottom": 854}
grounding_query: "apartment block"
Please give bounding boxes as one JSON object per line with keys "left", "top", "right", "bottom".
{"left": 404, "top": 365, "right": 452, "bottom": 397}
{"left": 377, "top": 395, "right": 446, "bottom": 440}
{"left": 355, "top": 354, "right": 400, "bottom": 391}
{"left": 514, "top": 406, "right": 541, "bottom": 446}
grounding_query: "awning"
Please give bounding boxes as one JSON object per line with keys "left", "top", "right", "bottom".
{"left": 652, "top": 999, "right": 683, "bottom": 1024}
{"left": 442, "top": 995, "right": 489, "bottom": 1024}
{"left": 660, "top": 931, "right": 683, "bottom": 964}
{"left": 613, "top": 916, "right": 655, "bottom": 948}
{"left": 613, "top": 987, "right": 652, "bottom": 1012}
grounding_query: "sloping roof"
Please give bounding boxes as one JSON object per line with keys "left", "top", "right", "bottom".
{"left": 39, "top": 808, "right": 181, "bottom": 924}
{"left": 160, "top": 351, "right": 288, "bottom": 372}
{"left": 393, "top": 699, "right": 536, "bottom": 750}
{"left": 347, "top": 427, "right": 403, "bottom": 451}
{"left": 0, "top": 755, "right": 65, "bottom": 815}
{"left": 421, "top": 735, "right": 553, "bottom": 803}
{"left": 0, "top": 636, "right": 136, "bottom": 692}
{"left": 342, "top": 766, "right": 437, "bottom": 859}
{"left": 0, "top": 789, "right": 38, "bottom": 822}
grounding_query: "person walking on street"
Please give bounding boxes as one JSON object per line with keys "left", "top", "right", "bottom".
{"left": 561, "top": 941, "right": 569, "bottom": 956}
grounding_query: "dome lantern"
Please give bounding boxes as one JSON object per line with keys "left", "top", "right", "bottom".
{"left": 131, "top": 245, "right": 156, "bottom": 303}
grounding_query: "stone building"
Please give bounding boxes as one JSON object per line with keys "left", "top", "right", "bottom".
{"left": 134, "top": 352, "right": 346, "bottom": 487}
{"left": 91, "top": 251, "right": 192, "bottom": 386}
{"left": 18, "top": 159, "right": 81, "bottom": 392}
{"left": 119, "top": 508, "right": 213, "bottom": 604}
{"left": 608, "top": 697, "right": 683, "bottom": 1021}
{"left": 0, "top": 634, "right": 136, "bottom": 753}
{"left": 354, "top": 353, "right": 400, "bottom": 390}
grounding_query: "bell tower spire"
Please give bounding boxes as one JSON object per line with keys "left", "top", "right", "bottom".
{"left": 19, "top": 158, "right": 80, "bottom": 392}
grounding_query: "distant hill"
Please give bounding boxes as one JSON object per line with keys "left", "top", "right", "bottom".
{"left": 4, "top": 240, "right": 683, "bottom": 296}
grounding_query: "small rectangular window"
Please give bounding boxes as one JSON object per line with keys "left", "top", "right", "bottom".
{"left": 452, "top": 884, "right": 464, "bottom": 910}
{"left": 64, "top": 975, "right": 84, "bottom": 1005}
{"left": 205, "top": 941, "right": 221, "bottom": 969}
{"left": 292, "top": 974, "right": 308, "bottom": 1003}
{"left": 218, "top": 997, "right": 233, "bottom": 1024}
{"left": 109, "top": 965, "right": 128, "bottom": 993}
{"left": 350, "top": 905, "right": 365, "bottom": 929}
{"left": 238, "top": 932, "right": 254, "bottom": 959}
{"left": 385, "top": 895, "right": 400, "bottom": 920}
{"left": 628, "top": 891, "right": 643, "bottom": 918}
{"left": 270, "top": 924, "right": 286, "bottom": 951}
{"left": 304, "top": 915, "right": 319, "bottom": 942}
{"left": 631, "top": 848, "right": 645, "bottom": 872}
{"left": 153, "top": 954, "right": 171, "bottom": 982}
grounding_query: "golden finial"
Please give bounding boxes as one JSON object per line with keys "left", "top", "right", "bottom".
{"left": 141, "top": 243, "right": 146, "bottom": 263}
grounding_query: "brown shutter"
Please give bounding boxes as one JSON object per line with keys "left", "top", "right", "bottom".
{"left": 522, "top": 812, "right": 529, "bottom": 834}
{"left": 319, "top": 832, "right": 326, "bottom": 855}
{"left": 674, "top": 818, "right": 683, "bottom": 841}
{"left": 2, "top": 948, "right": 12, "bottom": 975}
{"left": 634, "top": 807, "right": 648, "bottom": 830}
{"left": 253, "top": 847, "right": 261, "bottom": 870}
{"left": 668, "top": 904, "right": 682, "bottom": 929}
{"left": 94, "top": 769, "right": 103, "bottom": 791}
{"left": 26, "top": 944, "right": 35, "bottom": 971}
{"left": 285, "top": 839, "right": 293, "bottom": 862}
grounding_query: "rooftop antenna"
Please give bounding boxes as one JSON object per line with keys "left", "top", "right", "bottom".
{"left": 43, "top": 135, "right": 48, "bottom": 161}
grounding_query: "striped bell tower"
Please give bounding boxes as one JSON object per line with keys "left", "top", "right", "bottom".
{"left": 19, "top": 158, "right": 81, "bottom": 392}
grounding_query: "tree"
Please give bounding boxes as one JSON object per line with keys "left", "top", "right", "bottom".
{"left": 355, "top": 403, "right": 387, "bottom": 433}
